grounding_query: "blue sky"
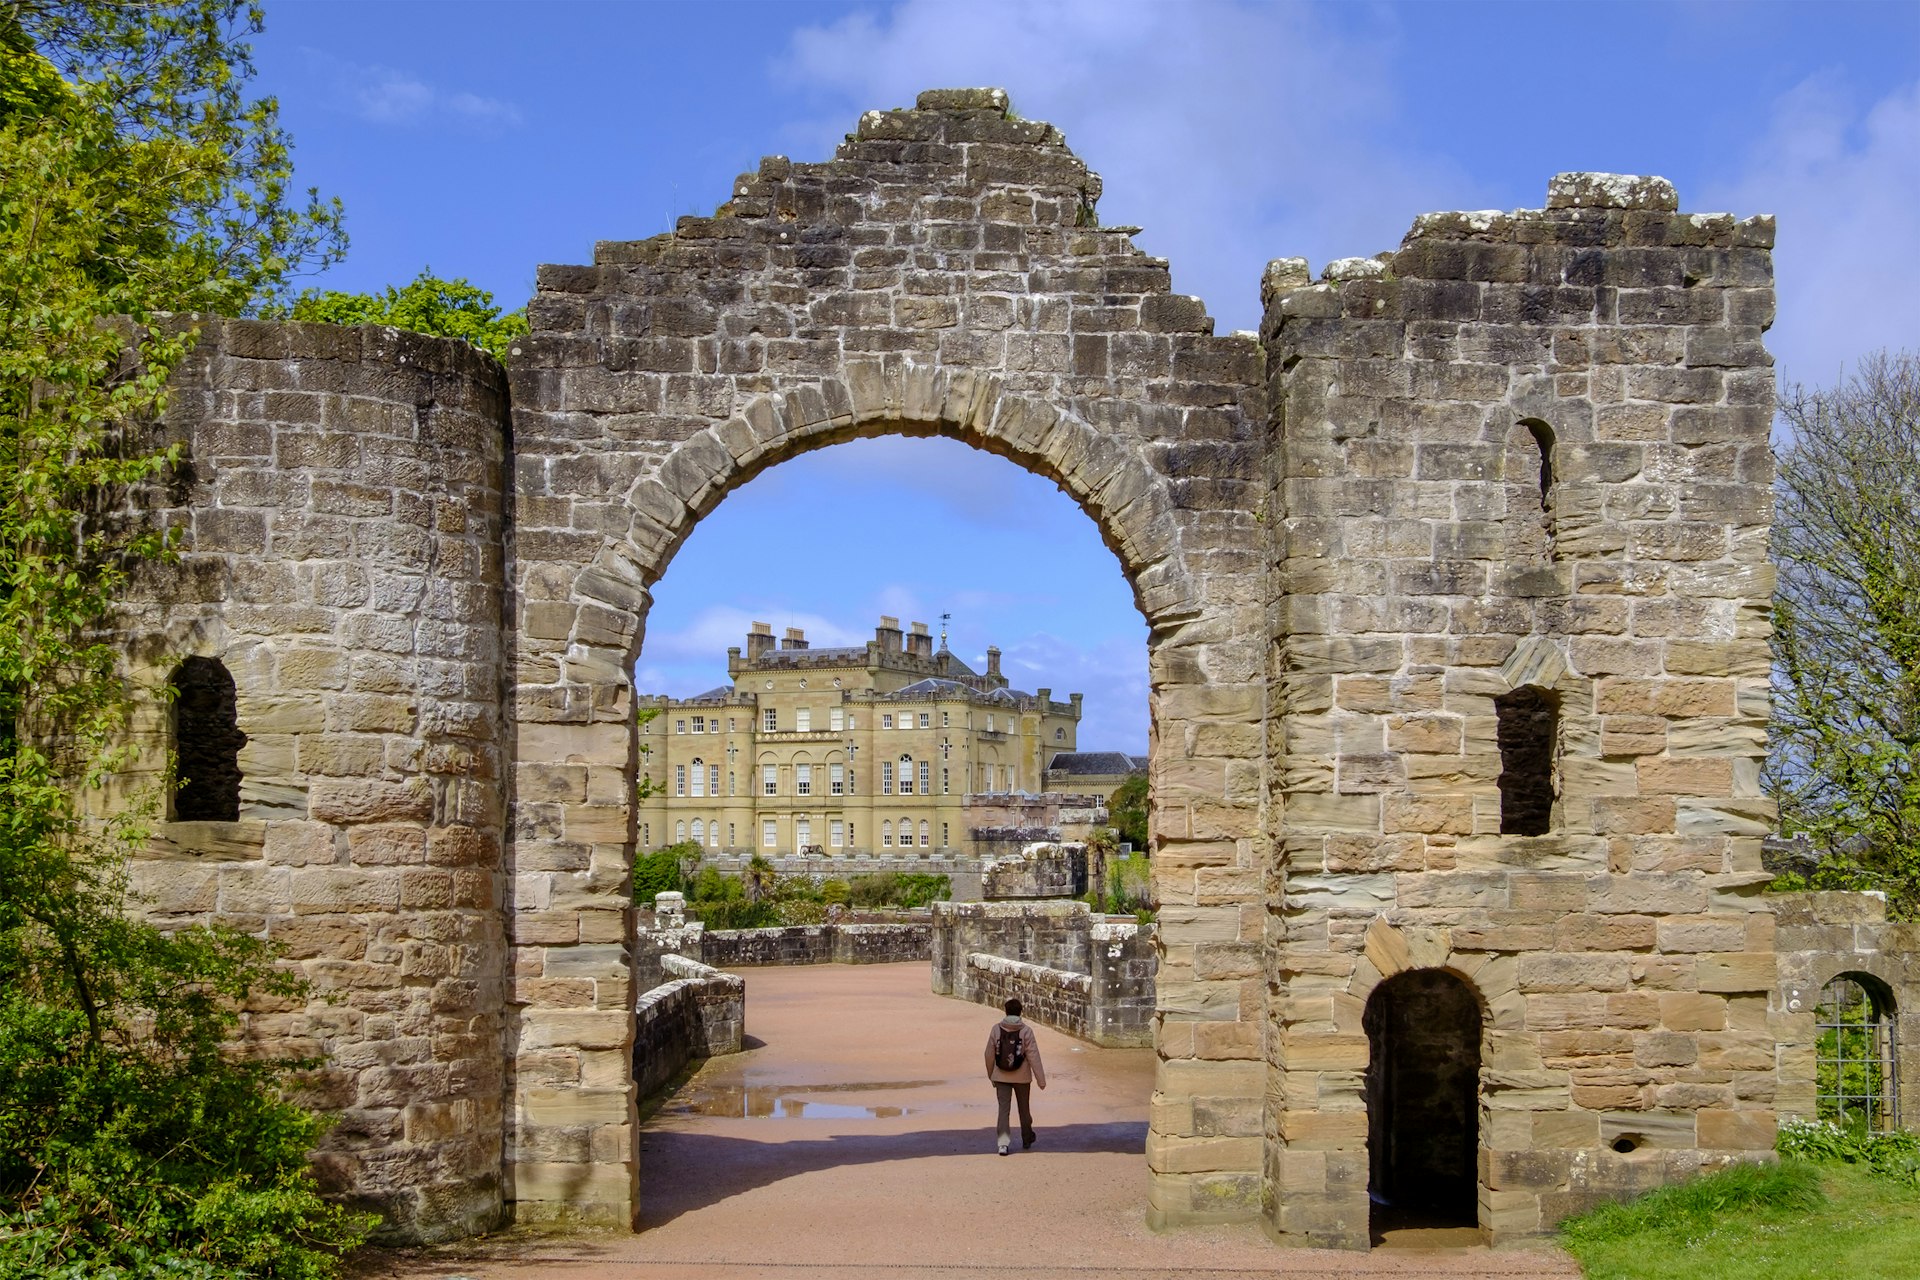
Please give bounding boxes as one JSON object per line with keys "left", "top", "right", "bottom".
{"left": 254, "top": 0, "right": 1919, "bottom": 755}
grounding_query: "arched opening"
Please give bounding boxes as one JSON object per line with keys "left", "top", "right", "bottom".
{"left": 1495, "top": 685, "right": 1558, "bottom": 836}
{"left": 622, "top": 432, "right": 1164, "bottom": 1232}
{"left": 632, "top": 434, "right": 1149, "bottom": 874}
{"left": 1364, "top": 969, "right": 1483, "bottom": 1239}
{"left": 169, "top": 656, "right": 245, "bottom": 822}
{"left": 1817, "top": 973, "right": 1899, "bottom": 1131}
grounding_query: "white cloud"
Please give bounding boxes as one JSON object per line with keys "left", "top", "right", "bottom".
{"left": 307, "top": 52, "right": 523, "bottom": 129}
{"left": 1703, "top": 75, "right": 1920, "bottom": 388}
{"left": 638, "top": 604, "right": 867, "bottom": 684}
{"left": 776, "top": 0, "right": 1485, "bottom": 332}
{"left": 737, "top": 435, "right": 1079, "bottom": 536}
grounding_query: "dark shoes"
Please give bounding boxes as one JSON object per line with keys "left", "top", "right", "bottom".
{"left": 1022, "top": 1132, "right": 1036, "bottom": 1150}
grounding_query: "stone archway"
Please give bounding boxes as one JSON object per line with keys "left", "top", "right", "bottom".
{"left": 1348, "top": 921, "right": 1511, "bottom": 1243}
{"left": 501, "top": 92, "right": 1271, "bottom": 1229}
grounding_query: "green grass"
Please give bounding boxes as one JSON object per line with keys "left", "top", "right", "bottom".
{"left": 1561, "top": 1159, "right": 1920, "bottom": 1279}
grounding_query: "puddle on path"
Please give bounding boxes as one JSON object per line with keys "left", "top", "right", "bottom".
{"left": 659, "top": 1079, "right": 940, "bottom": 1120}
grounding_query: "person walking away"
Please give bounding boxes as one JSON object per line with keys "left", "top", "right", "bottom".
{"left": 985, "top": 997, "right": 1045, "bottom": 1155}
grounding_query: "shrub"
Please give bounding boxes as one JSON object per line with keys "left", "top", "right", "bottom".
{"left": 633, "top": 842, "right": 698, "bottom": 905}
{"left": 1778, "top": 1117, "right": 1920, "bottom": 1184}
{"left": 769, "top": 875, "right": 822, "bottom": 903}
{"left": 820, "top": 879, "right": 851, "bottom": 906}
{"left": 0, "top": 7, "right": 366, "bottom": 1273}
{"left": 689, "top": 867, "right": 743, "bottom": 904}
{"left": 847, "top": 872, "right": 898, "bottom": 907}
{"left": 1088, "top": 855, "right": 1156, "bottom": 915}
{"left": 846, "top": 872, "right": 950, "bottom": 908}
{"left": 774, "top": 900, "right": 828, "bottom": 926}
{"left": 688, "top": 899, "right": 780, "bottom": 930}
{"left": 0, "top": 992, "right": 375, "bottom": 1278}
{"left": 894, "top": 873, "right": 951, "bottom": 908}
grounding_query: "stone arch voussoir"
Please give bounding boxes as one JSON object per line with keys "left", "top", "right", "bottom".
{"left": 607, "top": 378, "right": 1200, "bottom": 639}
{"left": 1355, "top": 917, "right": 1520, "bottom": 1030}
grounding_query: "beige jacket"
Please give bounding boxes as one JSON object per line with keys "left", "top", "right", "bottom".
{"left": 985, "top": 1017, "right": 1045, "bottom": 1087}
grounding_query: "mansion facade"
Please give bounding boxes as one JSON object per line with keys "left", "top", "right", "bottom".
{"left": 637, "top": 617, "right": 1084, "bottom": 857}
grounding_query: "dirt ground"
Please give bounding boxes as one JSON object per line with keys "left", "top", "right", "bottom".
{"left": 357, "top": 962, "right": 1579, "bottom": 1279}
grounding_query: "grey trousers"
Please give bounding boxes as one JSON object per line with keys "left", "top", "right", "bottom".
{"left": 994, "top": 1081, "right": 1034, "bottom": 1143}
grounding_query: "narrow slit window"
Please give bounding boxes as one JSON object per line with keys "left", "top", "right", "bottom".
{"left": 1526, "top": 419, "right": 1556, "bottom": 511}
{"left": 1508, "top": 418, "right": 1557, "bottom": 561}
{"left": 1495, "top": 685, "right": 1558, "bottom": 836}
{"left": 171, "top": 656, "right": 244, "bottom": 822}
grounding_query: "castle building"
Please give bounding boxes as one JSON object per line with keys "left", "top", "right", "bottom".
{"left": 636, "top": 617, "right": 1083, "bottom": 857}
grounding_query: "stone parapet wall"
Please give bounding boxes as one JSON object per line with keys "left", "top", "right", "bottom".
{"left": 1771, "top": 892, "right": 1920, "bottom": 1124}
{"left": 118, "top": 317, "right": 510, "bottom": 1243}
{"left": 982, "top": 842, "right": 1087, "bottom": 899}
{"left": 966, "top": 954, "right": 1092, "bottom": 1039}
{"left": 832, "top": 923, "right": 933, "bottom": 964}
{"left": 930, "top": 900, "right": 1095, "bottom": 999}
{"left": 690, "top": 923, "right": 931, "bottom": 968}
{"left": 700, "top": 926, "right": 833, "bottom": 968}
{"left": 633, "top": 957, "right": 744, "bottom": 1099}
{"left": 631, "top": 917, "right": 704, "bottom": 992}
{"left": 967, "top": 794, "right": 1108, "bottom": 854}
{"left": 660, "top": 955, "right": 747, "bottom": 1056}
{"left": 946, "top": 911, "right": 1156, "bottom": 1048}
{"left": 1089, "top": 920, "right": 1158, "bottom": 1047}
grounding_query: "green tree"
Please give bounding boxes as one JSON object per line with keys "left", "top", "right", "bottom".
{"left": 744, "top": 854, "right": 776, "bottom": 903}
{"left": 284, "top": 269, "right": 528, "bottom": 360}
{"left": 1107, "top": 772, "right": 1149, "bottom": 852}
{"left": 1768, "top": 351, "right": 1920, "bottom": 917}
{"left": 0, "top": 3, "right": 368, "bottom": 1273}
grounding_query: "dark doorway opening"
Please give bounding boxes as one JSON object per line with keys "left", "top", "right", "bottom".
{"left": 1365, "top": 968, "right": 1481, "bottom": 1242}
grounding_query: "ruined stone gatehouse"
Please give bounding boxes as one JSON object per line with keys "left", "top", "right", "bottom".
{"left": 115, "top": 89, "right": 1810, "bottom": 1249}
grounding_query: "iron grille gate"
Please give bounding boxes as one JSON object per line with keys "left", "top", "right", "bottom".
{"left": 1815, "top": 976, "right": 1899, "bottom": 1132}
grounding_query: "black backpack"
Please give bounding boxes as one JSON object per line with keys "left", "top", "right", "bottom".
{"left": 995, "top": 1024, "right": 1025, "bottom": 1072}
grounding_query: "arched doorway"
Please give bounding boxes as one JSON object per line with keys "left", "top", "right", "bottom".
{"left": 1364, "top": 969, "right": 1483, "bottom": 1239}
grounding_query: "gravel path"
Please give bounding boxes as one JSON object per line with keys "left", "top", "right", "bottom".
{"left": 359, "top": 962, "right": 1579, "bottom": 1279}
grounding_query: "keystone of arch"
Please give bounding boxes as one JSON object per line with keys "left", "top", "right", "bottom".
{"left": 1500, "top": 636, "right": 1571, "bottom": 691}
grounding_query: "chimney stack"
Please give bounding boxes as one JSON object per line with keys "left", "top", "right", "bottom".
{"left": 746, "top": 621, "right": 775, "bottom": 662}
{"left": 986, "top": 645, "right": 1002, "bottom": 679}
{"left": 781, "top": 626, "right": 808, "bottom": 650}
{"left": 876, "top": 616, "right": 903, "bottom": 653}
{"left": 908, "top": 621, "right": 932, "bottom": 657}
